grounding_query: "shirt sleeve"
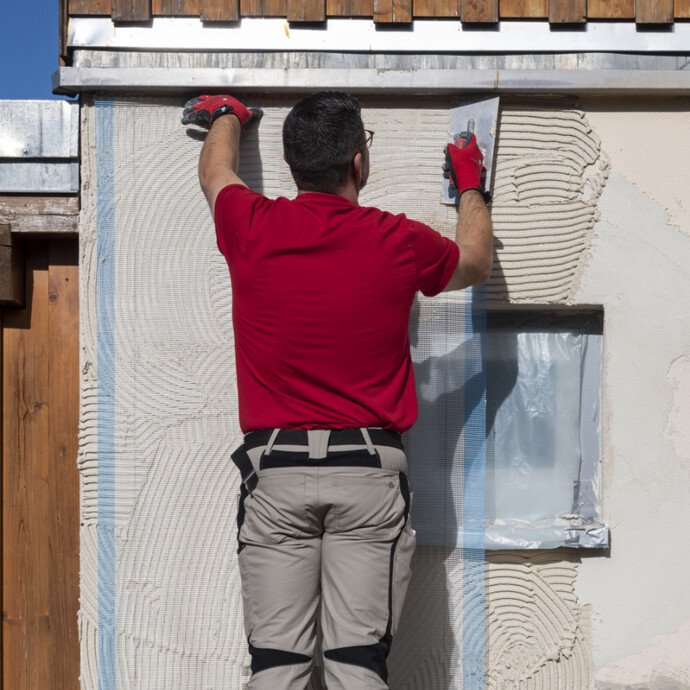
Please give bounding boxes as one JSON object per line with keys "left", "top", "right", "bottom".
{"left": 407, "top": 218, "right": 460, "bottom": 296}
{"left": 214, "top": 183, "right": 267, "bottom": 258}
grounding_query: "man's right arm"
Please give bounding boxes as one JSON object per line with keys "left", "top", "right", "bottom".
{"left": 441, "top": 135, "right": 494, "bottom": 292}
{"left": 443, "top": 189, "right": 493, "bottom": 291}
{"left": 181, "top": 95, "right": 263, "bottom": 218}
{"left": 197, "top": 116, "right": 245, "bottom": 219}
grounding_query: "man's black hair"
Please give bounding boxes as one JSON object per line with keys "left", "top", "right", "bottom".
{"left": 283, "top": 91, "right": 366, "bottom": 194}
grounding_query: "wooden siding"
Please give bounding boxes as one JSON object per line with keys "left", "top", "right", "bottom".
{"left": 0, "top": 197, "right": 80, "bottom": 218}
{"left": 677, "top": 0, "right": 690, "bottom": 17}
{"left": 70, "top": 0, "right": 111, "bottom": 13}
{"left": 200, "top": 0, "right": 239, "bottom": 19}
{"left": 500, "top": 0, "right": 547, "bottom": 16}
{"left": 549, "top": 0, "right": 586, "bottom": 21}
{"left": 153, "top": 0, "right": 201, "bottom": 14}
{"left": 462, "top": 0, "right": 499, "bottom": 21}
{"left": 68, "top": 0, "right": 686, "bottom": 22}
{"left": 636, "top": 0, "right": 674, "bottom": 21}
{"left": 60, "top": 0, "right": 69, "bottom": 59}
{"left": 287, "top": 0, "right": 326, "bottom": 20}
{"left": 414, "top": 0, "right": 460, "bottom": 16}
{"left": 240, "top": 0, "right": 287, "bottom": 15}
{"left": 2, "top": 236, "right": 80, "bottom": 690}
{"left": 328, "top": 0, "right": 374, "bottom": 14}
{"left": 112, "top": 0, "right": 152, "bottom": 21}
{"left": 373, "top": 0, "right": 413, "bottom": 22}
{"left": 588, "top": 0, "right": 635, "bottom": 17}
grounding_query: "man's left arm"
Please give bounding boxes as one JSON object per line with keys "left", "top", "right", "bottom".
{"left": 181, "top": 95, "right": 263, "bottom": 218}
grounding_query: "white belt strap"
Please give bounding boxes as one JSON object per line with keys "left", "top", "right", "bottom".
{"left": 360, "top": 427, "right": 377, "bottom": 456}
{"left": 264, "top": 428, "right": 281, "bottom": 456}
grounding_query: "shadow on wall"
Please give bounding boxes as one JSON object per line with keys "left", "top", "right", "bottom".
{"left": 386, "top": 248, "right": 596, "bottom": 686}
{"left": 384, "top": 250, "right": 513, "bottom": 687}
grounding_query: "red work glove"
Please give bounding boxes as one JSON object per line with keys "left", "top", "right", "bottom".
{"left": 442, "top": 132, "right": 485, "bottom": 197}
{"left": 181, "top": 95, "right": 263, "bottom": 128}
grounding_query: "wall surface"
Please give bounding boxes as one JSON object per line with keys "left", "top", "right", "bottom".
{"left": 572, "top": 98, "right": 690, "bottom": 690}
{"left": 78, "top": 96, "right": 690, "bottom": 689}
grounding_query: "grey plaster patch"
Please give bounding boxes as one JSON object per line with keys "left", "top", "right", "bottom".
{"left": 595, "top": 619, "right": 690, "bottom": 690}
{"left": 571, "top": 170, "right": 690, "bottom": 670}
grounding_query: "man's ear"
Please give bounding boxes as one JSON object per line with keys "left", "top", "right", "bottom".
{"left": 352, "top": 151, "right": 363, "bottom": 188}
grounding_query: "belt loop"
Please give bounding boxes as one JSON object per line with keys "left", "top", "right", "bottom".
{"left": 265, "top": 428, "right": 280, "bottom": 456}
{"left": 360, "top": 427, "right": 376, "bottom": 456}
{"left": 308, "top": 429, "right": 331, "bottom": 459}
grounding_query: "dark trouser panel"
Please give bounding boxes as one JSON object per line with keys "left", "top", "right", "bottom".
{"left": 233, "top": 429, "right": 416, "bottom": 690}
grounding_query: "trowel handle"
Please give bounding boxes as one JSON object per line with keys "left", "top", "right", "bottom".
{"left": 452, "top": 118, "right": 476, "bottom": 149}
{"left": 452, "top": 131, "right": 473, "bottom": 149}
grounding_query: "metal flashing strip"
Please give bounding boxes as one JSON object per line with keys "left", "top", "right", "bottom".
{"left": 0, "top": 100, "right": 79, "bottom": 193}
{"left": 0, "top": 100, "right": 78, "bottom": 158}
{"left": 53, "top": 67, "right": 690, "bottom": 96}
{"left": 68, "top": 17, "right": 690, "bottom": 53}
{"left": 70, "top": 49, "right": 689, "bottom": 71}
{"left": 0, "top": 161, "right": 79, "bottom": 195}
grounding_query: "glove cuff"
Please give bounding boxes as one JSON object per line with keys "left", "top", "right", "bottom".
{"left": 210, "top": 107, "right": 240, "bottom": 126}
{"left": 459, "top": 186, "right": 492, "bottom": 204}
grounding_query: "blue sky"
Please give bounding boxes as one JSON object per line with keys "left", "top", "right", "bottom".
{"left": 0, "top": 0, "right": 64, "bottom": 99}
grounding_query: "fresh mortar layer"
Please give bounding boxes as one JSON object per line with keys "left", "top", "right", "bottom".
{"left": 78, "top": 97, "right": 604, "bottom": 688}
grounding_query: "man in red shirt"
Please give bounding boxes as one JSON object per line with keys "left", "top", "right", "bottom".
{"left": 182, "top": 92, "right": 492, "bottom": 689}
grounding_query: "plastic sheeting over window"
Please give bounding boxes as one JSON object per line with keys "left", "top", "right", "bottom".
{"left": 403, "top": 298, "right": 608, "bottom": 550}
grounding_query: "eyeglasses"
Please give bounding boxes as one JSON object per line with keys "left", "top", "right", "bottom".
{"left": 364, "top": 129, "right": 375, "bottom": 149}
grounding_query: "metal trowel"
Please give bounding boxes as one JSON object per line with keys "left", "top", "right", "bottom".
{"left": 442, "top": 96, "right": 500, "bottom": 205}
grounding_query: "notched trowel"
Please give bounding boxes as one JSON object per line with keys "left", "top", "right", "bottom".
{"left": 441, "top": 96, "right": 500, "bottom": 205}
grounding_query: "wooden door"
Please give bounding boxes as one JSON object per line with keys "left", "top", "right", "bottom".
{"left": 2, "top": 236, "right": 80, "bottom": 689}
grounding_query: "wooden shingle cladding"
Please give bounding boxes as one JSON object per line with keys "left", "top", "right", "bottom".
{"left": 201, "top": 0, "right": 239, "bottom": 19}
{"left": 587, "top": 0, "right": 634, "bottom": 17}
{"left": 112, "top": 0, "right": 151, "bottom": 20}
{"left": 66, "top": 0, "right": 690, "bottom": 18}
{"left": 635, "top": 0, "right": 674, "bottom": 22}
{"left": 327, "top": 0, "right": 373, "bottom": 14}
{"left": 240, "top": 0, "right": 287, "bottom": 15}
{"left": 414, "top": 0, "right": 459, "bottom": 16}
{"left": 288, "top": 0, "right": 326, "bottom": 20}
{"left": 70, "top": 0, "right": 110, "bottom": 12}
{"left": 499, "top": 0, "right": 547, "bottom": 17}
{"left": 548, "top": 0, "right": 586, "bottom": 22}
{"left": 462, "top": 0, "right": 499, "bottom": 22}
{"left": 373, "top": 0, "right": 412, "bottom": 22}
{"left": 59, "top": 0, "right": 69, "bottom": 61}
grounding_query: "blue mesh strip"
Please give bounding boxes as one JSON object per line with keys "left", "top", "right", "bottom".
{"left": 95, "top": 98, "right": 117, "bottom": 690}
{"left": 462, "top": 284, "right": 487, "bottom": 688}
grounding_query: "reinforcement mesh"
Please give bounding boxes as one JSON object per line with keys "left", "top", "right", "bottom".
{"left": 80, "top": 96, "right": 603, "bottom": 689}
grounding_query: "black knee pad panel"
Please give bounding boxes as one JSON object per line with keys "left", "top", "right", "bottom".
{"left": 324, "top": 633, "right": 393, "bottom": 683}
{"left": 248, "top": 643, "right": 312, "bottom": 675}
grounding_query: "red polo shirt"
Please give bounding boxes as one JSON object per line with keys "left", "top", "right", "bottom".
{"left": 214, "top": 184, "right": 459, "bottom": 433}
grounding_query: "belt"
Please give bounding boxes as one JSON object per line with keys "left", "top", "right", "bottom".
{"left": 242, "top": 427, "right": 404, "bottom": 452}
{"left": 232, "top": 427, "right": 405, "bottom": 492}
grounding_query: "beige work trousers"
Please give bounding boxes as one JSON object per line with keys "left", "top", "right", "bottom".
{"left": 235, "top": 429, "right": 416, "bottom": 689}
